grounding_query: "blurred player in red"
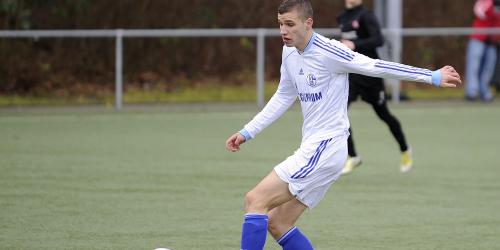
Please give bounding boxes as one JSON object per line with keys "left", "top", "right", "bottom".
{"left": 465, "top": 0, "right": 500, "bottom": 101}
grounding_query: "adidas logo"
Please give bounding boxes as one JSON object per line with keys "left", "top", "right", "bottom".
{"left": 299, "top": 68, "right": 304, "bottom": 75}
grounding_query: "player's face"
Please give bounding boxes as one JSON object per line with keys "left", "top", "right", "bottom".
{"left": 278, "top": 8, "right": 313, "bottom": 50}
{"left": 345, "top": 0, "right": 362, "bottom": 9}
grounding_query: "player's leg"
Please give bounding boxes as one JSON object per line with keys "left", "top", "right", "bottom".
{"left": 342, "top": 78, "right": 362, "bottom": 175}
{"left": 346, "top": 100, "right": 357, "bottom": 158}
{"left": 245, "top": 170, "right": 295, "bottom": 213}
{"left": 366, "top": 81, "right": 413, "bottom": 172}
{"left": 268, "top": 199, "right": 313, "bottom": 250}
{"left": 359, "top": 76, "right": 408, "bottom": 153}
{"left": 241, "top": 170, "right": 295, "bottom": 250}
{"left": 371, "top": 100, "right": 408, "bottom": 153}
{"left": 343, "top": 119, "right": 362, "bottom": 174}
{"left": 372, "top": 100, "right": 413, "bottom": 172}
{"left": 346, "top": 78, "right": 359, "bottom": 158}
{"left": 268, "top": 136, "right": 347, "bottom": 249}
{"left": 359, "top": 76, "right": 412, "bottom": 172}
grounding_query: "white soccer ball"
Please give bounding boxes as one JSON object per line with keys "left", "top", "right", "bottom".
{"left": 154, "top": 248, "right": 171, "bottom": 250}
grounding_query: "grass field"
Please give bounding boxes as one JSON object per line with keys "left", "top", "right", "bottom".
{"left": 1, "top": 102, "right": 500, "bottom": 250}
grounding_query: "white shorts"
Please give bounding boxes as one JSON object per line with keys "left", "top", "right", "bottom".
{"left": 274, "top": 135, "right": 348, "bottom": 208}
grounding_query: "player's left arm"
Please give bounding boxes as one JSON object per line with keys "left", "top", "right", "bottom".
{"left": 438, "top": 65, "right": 461, "bottom": 88}
{"left": 326, "top": 40, "right": 461, "bottom": 87}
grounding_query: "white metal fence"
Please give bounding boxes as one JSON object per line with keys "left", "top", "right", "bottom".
{"left": 2, "top": 27, "right": 500, "bottom": 109}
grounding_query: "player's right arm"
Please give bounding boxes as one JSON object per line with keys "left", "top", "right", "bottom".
{"left": 225, "top": 48, "right": 297, "bottom": 152}
{"left": 225, "top": 132, "right": 246, "bottom": 152}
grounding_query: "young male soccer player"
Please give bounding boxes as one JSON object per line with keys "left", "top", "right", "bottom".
{"left": 225, "top": 1, "right": 461, "bottom": 249}
{"left": 337, "top": 0, "right": 413, "bottom": 174}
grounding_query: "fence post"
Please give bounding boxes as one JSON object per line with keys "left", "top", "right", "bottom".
{"left": 115, "top": 29, "right": 124, "bottom": 110}
{"left": 387, "top": 0, "right": 402, "bottom": 103}
{"left": 256, "top": 29, "right": 266, "bottom": 108}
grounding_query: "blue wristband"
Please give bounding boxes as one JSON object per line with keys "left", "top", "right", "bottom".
{"left": 431, "top": 70, "right": 442, "bottom": 87}
{"left": 239, "top": 129, "right": 252, "bottom": 141}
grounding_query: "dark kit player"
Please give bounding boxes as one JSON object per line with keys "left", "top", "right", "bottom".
{"left": 337, "top": 0, "right": 413, "bottom": 174}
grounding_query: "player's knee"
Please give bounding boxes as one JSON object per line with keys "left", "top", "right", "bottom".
{"left": 244, "top": 190, "right": 262, "bottom": 212}
{"left": 245, "top": 190, "right": 274, "bottom": 213}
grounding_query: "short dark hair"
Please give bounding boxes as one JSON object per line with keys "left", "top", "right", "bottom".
{"left": 278, "top": 0, "right": 313, "bottom": 20}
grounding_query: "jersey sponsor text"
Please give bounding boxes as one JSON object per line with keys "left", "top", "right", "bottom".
{"left": 298, "top": 92, "right": 322, "bottom": 102}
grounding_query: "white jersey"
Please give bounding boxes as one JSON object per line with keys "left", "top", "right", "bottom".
{"left": 243, "top": 32, "right": 436, "bottom": 143}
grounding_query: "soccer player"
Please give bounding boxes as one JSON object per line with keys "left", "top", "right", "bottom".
{"left": 336, "top": 0, "right": 413, "bottom": 174}
{"left": 225, "top": 1, "right": 461, "bottom": 249}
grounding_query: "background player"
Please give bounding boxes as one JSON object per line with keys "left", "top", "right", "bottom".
{"left": 337, "top": 0, "right": 413, "bottom": 174}
{"left": 225, "top": 0, "right": 461, "bottom": 249}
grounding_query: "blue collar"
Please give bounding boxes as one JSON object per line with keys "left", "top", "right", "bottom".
{"left": 298, "top": 32, "right": 316, "bottom": 54}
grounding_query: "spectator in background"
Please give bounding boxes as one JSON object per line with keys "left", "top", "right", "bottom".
{"left": 491, "top": 51, "right": 500, "bottom": 93}
{"left": 465, "top": 0, "right": 500, "bottom": 102}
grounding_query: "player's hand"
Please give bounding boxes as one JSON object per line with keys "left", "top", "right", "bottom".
{"left": 340, "top": 39, "right": 355, "bottom": 50}
{"left": 438, "top": 65, "right": 462, "bottom": 88}
{"left": 225, "top": 132, "right": 246, "bottom": 152}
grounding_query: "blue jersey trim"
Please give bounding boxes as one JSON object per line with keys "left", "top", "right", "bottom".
{"left": 244, "top": 213, "right": 268, "bottom": 220}
{"left": 315, "top": 38, "right": 355, "bottom": 59}
{"left": 290, "top": 141, "right": 326, "bottom": 179}
{"left": 277, "top": 227, "right": 298, "bottom": 244}
{"left": 431, "top": 70, "right": 442, "bottom": 87}
{"left": 375, "top": 61, "right": 431, "bottom": 75}
{"left": 239, "top": 128, "right": 252, "bottom": 141}
{"left": 313, "top": 41, "right": 354, "bottom": 62}
{"left": 374, "top": 62, "right": 432, "bottom": 77}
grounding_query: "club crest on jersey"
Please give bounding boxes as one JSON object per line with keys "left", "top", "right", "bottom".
{"left": 307, "top": 74, "right": 317, "bottom": 88}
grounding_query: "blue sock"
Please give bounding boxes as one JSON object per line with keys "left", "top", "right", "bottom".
{"left": 277, "top": 227, "right": 314, "bottom": 250}
{"left": 240, "top": 213, "right": 268, "bottom": 250}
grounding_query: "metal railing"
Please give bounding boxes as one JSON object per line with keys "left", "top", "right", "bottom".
{"left": 2, "top": 27, "right": 500, "bottom": 109}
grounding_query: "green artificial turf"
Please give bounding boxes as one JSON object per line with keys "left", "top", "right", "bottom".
{"left": 1, "top": 102, "right": 499, "bottom": 249}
